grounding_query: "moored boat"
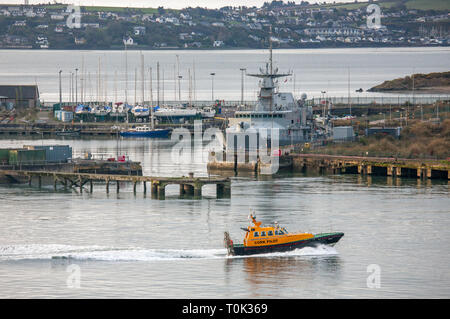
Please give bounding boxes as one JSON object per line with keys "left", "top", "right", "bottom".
{"left": 119, "top": 125, "right": 171, "bottom": 138}
{"left": 224, "top": 213, "right": 344, "bottom": 256}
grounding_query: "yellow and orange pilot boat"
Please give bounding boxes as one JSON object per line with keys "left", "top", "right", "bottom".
{"left": 224, "top": 214, "right": 344, "bottom": 256}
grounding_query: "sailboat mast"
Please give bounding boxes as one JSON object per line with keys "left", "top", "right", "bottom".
{"left": 193, "top": 59, "right": 196, "bottom": 103}
{"left": 125, "top": 43, "right": 128, "bottom": 104}
{"left": 149, "top": 67, "right": 154, "bottom": 129}
{"left": 141, "top": 52, "right": 145, "bottom": 105}
{"left": 157, "top": 62, "right": 160, "bottom": 106}
{"left": 134, "top": 67, "right": 137, "bottom": 106}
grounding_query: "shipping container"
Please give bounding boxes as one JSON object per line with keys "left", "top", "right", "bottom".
{"left": 0, "top": 149, "right": 12, "bottom": 165}
{"left": 333, "top": 126, "right": 354, "bottom": 141}
{"left": 8, "top": 149, "right": 46, "bottom": 165}
{"left": 26, "top": 145, "right": 72, "bottom": 163}
{"left": 61, "top": 111, "right": 73, "bottom": 122}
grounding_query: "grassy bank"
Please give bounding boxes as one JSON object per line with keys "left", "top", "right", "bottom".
{"left": 310, "top": 119, "right": 450, "bottom": 159}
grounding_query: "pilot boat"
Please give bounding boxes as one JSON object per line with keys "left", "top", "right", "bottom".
{"left": 224, "top": 214, "right": 344, "bottom": 256}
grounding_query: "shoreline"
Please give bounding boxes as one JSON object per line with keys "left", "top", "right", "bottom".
{"left": 0, "top": 45, "right": 449, "bottom": 52}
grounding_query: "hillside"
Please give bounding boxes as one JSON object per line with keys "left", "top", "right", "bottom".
{"left": 368, "top": 71, "right": 450, "bottom": 93}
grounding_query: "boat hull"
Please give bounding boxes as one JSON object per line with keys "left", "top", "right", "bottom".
{"left": 120, "top": 129, "right": 171, "bottom": 138}
{"left": 231, "top": 232, "right": 344, "bottom": 256}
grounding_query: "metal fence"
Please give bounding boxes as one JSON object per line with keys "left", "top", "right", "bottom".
{"left": 307, "top": 95, "right": 450, "bottom": 106}
{"left": 42, "top": 95, "right": 449, "bottom": 109}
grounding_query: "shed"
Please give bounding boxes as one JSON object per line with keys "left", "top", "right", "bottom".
{"left": 0, "top": 85, "right": 40, "bottom": 109}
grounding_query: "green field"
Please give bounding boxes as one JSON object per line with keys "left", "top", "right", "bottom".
{"left": 317, "top": 0, "right": 449, "bottom": 11}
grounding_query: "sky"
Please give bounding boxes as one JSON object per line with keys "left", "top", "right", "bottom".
{"left": 2, "top": 0, "right": 359, "bottom": 10}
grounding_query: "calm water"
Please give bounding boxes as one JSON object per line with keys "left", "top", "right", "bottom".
{"left": 0, "top": 137, "right": 449, "bottom": 298}
{"left": 0, "top": 47, "right": 449, "bottom": 102}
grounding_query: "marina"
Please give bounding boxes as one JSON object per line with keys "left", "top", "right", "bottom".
{"left": 0, "top": 45, "right": 449, "bottom": 299}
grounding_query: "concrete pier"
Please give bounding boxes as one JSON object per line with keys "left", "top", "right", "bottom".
{"left": 291, "top": 154, "right": 450, "bottom": 180}
{"left": 0, "top": 170, "right": 231, "bottom": 199}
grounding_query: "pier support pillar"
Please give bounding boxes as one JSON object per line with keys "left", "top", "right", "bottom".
{"left": 133, "top": 181, "right": 137, "bottom": 194}
{"left": 217, "top": 183, "right": 231, "bottom": 198}
{"left": 395, "top": 167, "right": 402, "bottom": 177}
{"left": 143, "top": 182, "right": 146, "bottom": 194}
{"left": 79, "top": 176, "right": 83, "bottom": 193}
{"left": 54, "top": 177, "right": 57, "bottom": 191}
{"left": 366, "top": 165, "right": 372, "bottom": 175}
{"left": 116, "top": 181, "right": 120, "bottom": 193}
{"left": 183, "top": 184, "right": 194, "bottom": 196}
{"left": 387, "top": 166, "right": 393, "bottom": 176}
{"left": 358, "top": 165, "right": 363, "bottom": 175}
{"left": 194, "top": 185, "right": 202, "bottom": 197}
{"left": 157, "top": 184, "right": 165, "bottom": 199}
{"left": 151, "top": 182, "right": 158, "bottom": 196}
{"left": 106, "top": 179, "right": 110, "bottom": 193}
{"left": 417, "top": 168, "right": 422, "bottom": 179}
{"left": 38, "top": 175, "right": 41, "bottom": 188}
{"left": 90, "top": 180, "right": 93, "bottom": 193}
{"left": 180, "top": 184, "right": 186, "bottom": 196}
{"left": 28, "top": 175, "right": 32, "bottom": 186}
{"left": 426, "top": 168, "right": 432, "bottom": 179}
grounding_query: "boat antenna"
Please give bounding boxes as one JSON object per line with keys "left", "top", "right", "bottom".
{"left": 269, "top": 25, "right": 273, "bottom": 75}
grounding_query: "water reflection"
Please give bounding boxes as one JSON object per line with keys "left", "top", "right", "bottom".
{"left": 225, "top": 254, "right": 342, "bottom": 297}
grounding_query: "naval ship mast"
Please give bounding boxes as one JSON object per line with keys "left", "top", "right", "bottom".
{"left": 246, "top": 26, "right": 291, "bottom": 113}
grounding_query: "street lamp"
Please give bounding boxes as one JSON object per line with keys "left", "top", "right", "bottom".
{"left": 210, "top": 72, "right": 215, "bottom": 102}
{"left": 178, "top": 75, "right": 183, "bottom": 102}
{"left": 240, "top": 68, "right": 246, "bottom": 105}
{"left": 58, "top": 70, "right": 62, "bottom": 107}
{"left": 75, "top": 68, "right": 79, "bottom": 107}
{"left": 321, "top": 90, "right": 326, "bottom": 118}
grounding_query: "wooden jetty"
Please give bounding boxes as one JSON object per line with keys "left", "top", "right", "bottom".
{"left": 291, "top": 154, "right": 450, "bottom": 180}
{"left": 0, "top": 170, "right": 231, "bottom": 199}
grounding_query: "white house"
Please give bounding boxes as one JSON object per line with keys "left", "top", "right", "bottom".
{"left": 123, "top": 36, "right": 136, "bottom": 46}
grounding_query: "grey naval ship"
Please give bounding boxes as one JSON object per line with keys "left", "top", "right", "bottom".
{"left": 225, "top": 37, "right": 325, "bottom": 150}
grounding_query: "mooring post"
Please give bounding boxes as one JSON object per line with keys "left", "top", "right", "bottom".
{"left": 180, "top": 184, "right": 186, "bottom": 196}
{"left": 90, "top": 180, "right": 93, "bottom": 193}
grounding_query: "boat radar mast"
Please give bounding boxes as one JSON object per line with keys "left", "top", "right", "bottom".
{"left": 246, "top": 26, "right": 291, "bottom": 111}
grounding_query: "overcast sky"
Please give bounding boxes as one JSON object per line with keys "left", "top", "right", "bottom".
{"left": 2, "top": 0, "right": 359, "bottom": 9}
